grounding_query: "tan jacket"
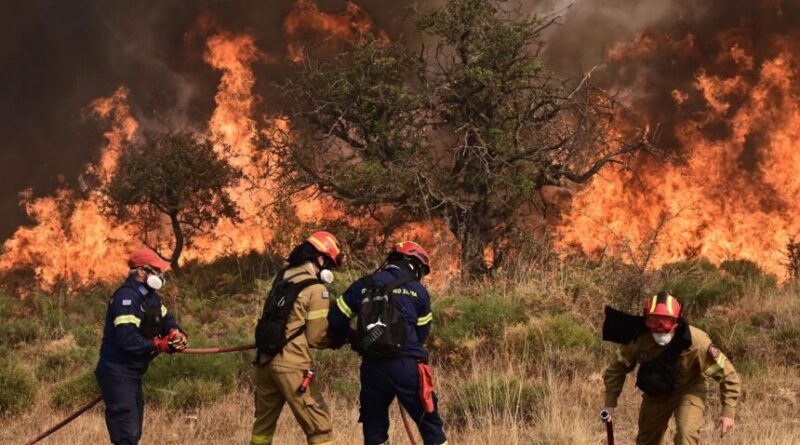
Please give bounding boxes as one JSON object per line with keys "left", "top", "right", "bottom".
{"left": 258, "top": 262, "right": 332, "bottom": 371}
{"left": 603, "top": 325, "right": 741, "bottom": 418}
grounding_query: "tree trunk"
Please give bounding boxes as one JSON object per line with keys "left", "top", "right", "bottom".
{"left": 451, "top": 209, "right": 490, "bottom": 280}
{"left": 169, "top": 212, "right": 184, "bottom": 271}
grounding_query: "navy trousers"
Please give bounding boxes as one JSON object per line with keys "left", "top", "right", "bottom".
{"left": 96, "top": 369, "right": 144, "bottom": 445}
{"left": 360, "top": 358, "right": 447, "bottom": 445}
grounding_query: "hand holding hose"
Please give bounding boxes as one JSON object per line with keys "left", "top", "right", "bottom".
{"left": 168, "top": 329, "right": 189, "bottom": 351}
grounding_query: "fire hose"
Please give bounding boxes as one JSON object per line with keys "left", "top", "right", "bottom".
{"left": 19, "top": 344, "right": 257, "bottom": 445}
{"left": 21, "top": 342, "right": 422, "bottom": 445}
{"left": 398, "top": 404, "right": 419, "bottom": 445}
{"left": 599, "top": 409, "right": 615, "bottom": 445}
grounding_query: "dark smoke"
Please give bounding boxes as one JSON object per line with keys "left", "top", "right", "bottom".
{"left": 2, "top": 0, "right": 796, "bottom": 240}
{"left": 543, "top": 0, "right": 800, "bottom": 153}
{"left": 0, "top": 0, "right": 414, "bottom": 240}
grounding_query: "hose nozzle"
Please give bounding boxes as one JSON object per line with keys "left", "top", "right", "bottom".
{"left": 599, "top": 409, "right": 612, "bottom": 422}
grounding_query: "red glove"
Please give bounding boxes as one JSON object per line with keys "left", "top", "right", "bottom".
{"left": 153, "top": 336, "right": 172, "bottom": 354}
{"left": 168, "top": 329, "right": 189, "bottom": 352}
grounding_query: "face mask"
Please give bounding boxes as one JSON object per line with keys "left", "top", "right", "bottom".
{"left": 319, "top": 269, "right": 334, "bottom": 284}
{"left": 146, "top": 273, "right": 165, "bottom": 290}
{"left": 652, "top": 331, "right": 674, "bottom": 346}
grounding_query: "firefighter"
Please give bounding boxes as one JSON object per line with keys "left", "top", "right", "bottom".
{"left": 328, "top": 241, "right": 448, "bottom": 445}
{"left": 250, "top": 231, "right": 345, "bottom": 445}
{"left": 602, "top": 292, "right": 741, "bottom": 445}
{"left": 95, "top": 247, "right": 189, "bottom": 445}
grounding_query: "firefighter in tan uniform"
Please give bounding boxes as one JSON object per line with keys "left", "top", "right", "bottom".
{"left": 602, "top": 292, "right": 741, "bottom": 445}
{"left": 251, "top": 231, "right": 346, "bottom": 445}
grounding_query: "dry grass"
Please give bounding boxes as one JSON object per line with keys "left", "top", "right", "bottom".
{"left": 3, "top": 257, "right": 800, "bottom": 444}
{"left": 3, "top": 358, "right": 800, "bottom": 444}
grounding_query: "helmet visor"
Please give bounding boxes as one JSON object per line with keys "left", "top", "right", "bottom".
{"left": 645, "top": 315, "right": 678, "bottom": 333}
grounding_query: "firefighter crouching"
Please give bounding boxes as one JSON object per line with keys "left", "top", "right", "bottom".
{"left": 250, "top": 231, "right": 345, "bottom": 445}
{"left": 602, "top": 292, "right": 742, "bottom": 445}
{"left": 328, "top": 241, "right": 448, "bottom": 445}
{"left": 95, "top": 247, "right": 189, "bottom": 445}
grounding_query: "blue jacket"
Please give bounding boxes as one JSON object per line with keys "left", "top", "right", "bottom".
{"left": 96, "top": 276, "right": 180, "bottom": 378}
{"left": 328, "top": 265, "right": 433, "bottom": 361}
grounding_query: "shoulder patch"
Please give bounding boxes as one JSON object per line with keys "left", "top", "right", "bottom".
{"left": 322, "top": 291, "right": 331, "bottom": 299}
{"left": 122, "top": 299, "right": 132, "bottom": 306}
{"left": 708, "top": 344, "right": 720, "bottom": 360}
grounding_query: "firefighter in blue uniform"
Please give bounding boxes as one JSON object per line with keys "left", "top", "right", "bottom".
{"left": 95, "top": 247, "right": 189, "bottom": 445}
{"left": 328, "top": 241, "right": 447, "bottom": 445}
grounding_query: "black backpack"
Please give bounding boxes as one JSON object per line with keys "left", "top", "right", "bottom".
{"left": 635, "top": 322, "right": 692, "bottom": 397}
{"left": 354, "top": 274, "right": 413, "bottom": 360}
{"left": 255, "top": 270, "right": 321, "bottom": 359}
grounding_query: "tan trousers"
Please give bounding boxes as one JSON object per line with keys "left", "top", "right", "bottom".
{"left": 250, "top": 365, "right": 333, "bottom": 445}
{"left": 636, "top": 392, "right": 706, "bottom": 445}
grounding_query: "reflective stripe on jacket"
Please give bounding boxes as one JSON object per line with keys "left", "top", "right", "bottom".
{"left": 603, "top": 325, "right": 741, "bottom": 418}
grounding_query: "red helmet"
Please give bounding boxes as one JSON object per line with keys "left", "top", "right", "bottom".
{"left": 306, "top": 231, "right": 345, "bottom": 267}
{"left": 391, "top": 241, "right": 431, "bottom": 275}
{"left": 128, "top": 247, "right": 170, "bottom": 271}
{"left": 644, "top": 291, "right": 681, "bottom": 333}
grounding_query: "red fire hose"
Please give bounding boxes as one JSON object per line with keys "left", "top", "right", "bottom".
{"left": 180, "top": 343, "right": 256, "bottom": 354}
{"left": 398, "top": 404, "right": 419, "bottom": 445}
{"left": 600, "top": 409, "right": 615, "bottom": 445}
{"left": 21, "top": 395, "right": 103, "bottom": 445}
{"left": 18, "top": 344, "right": 257, "bottom": 445}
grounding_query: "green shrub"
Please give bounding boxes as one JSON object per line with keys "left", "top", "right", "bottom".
{"left": 74, "top": 325, "right": 102, "bottom": 349}
{"left": 735, "top": 358, "right": 765, "bottom": 378}
{"left": 159, "top": 379, "right": 224, "bottom": 410}
{"left": 2, "top": 318, "right": 44, "bottom": 345}
{"left": 432, "top": 294, "right": 528, "bottom": 351}
{"left": 0, "top": 355, "right": 38, "bottom": 415}
{"left": 36, "top": 347, "right": 94, "bottom": 382}
{"left": 144, "top": 350, "right": 241, "bottom": 409}
{"left": 30, "top": 292, "right": 73, "bottom": 337}
{"left": 506, "top": 314, "right": 600, "bottom": 372}
{"left": 447, "top": 376, "right": 548, "bottom": 425}
{"left": 692, "top": 316, "right": 760, "bottom": 361}
{"left": 312, "top": 349, "right": 361, "bottom": 381}
{"left": 720, "top": 259, "right": 777, "bottom": 288}
{"left": 51, "top": 370, "right": 100, "bottom": 410}
{"left": 659, "top": 259, "right": 743, "bottom": 315}
{"left": 517, "top": 314, "right": 598, "bottom": 354}
{"left": 771, "top": 323, "right": 800, "bottom": 365}
{"left": 312, "top": 349, "right": 361, "bottom": 398}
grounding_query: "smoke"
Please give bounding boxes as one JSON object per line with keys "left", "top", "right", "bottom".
{"left": 2, "top": 0, "right": 796, "bottom": 242}
{"left": 0, "top": 0, "right": 415, "bottom": 240}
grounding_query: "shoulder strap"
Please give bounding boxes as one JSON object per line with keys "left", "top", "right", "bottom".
{"left": 282, "top": 277, "right": 322, "bottom": 341}
{"left": 363, "top": 274, "right": 375, "bottom": 289}
{"left": 289, "top": 277, "right": 323, "bottom": 290}
{"left": 384, "top": 274, "right": 414, "bottom": 293}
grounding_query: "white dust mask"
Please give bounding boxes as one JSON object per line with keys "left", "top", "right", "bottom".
{"left": 146, "top": 273, "right": 165, "bottom": 290}
{"left": 319, "top": 269, "right": 334, "bottom": 284}
{"left": 652, "top": 331, "right": 674, "bottom": 346}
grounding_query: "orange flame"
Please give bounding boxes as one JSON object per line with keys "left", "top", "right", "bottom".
{"left": 0, "top": 87, "right": 138, "bottom": 290}
{"left": 559, "top": 33, "right": 800, "bottom": 279}
{"left": 283, "top": 0, "right": 387, "bottom": 63}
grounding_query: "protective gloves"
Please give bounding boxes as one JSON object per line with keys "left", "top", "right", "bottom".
{"left": 153, "top": 329, "right": 189, "bottom": 354}
{"left": 168, "top": 328, "right": 189, "bottom": 351}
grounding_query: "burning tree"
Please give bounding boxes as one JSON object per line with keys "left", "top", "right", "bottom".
{"left": 273, "top": 0, "right": 651, "bottom": 277}
{"left": 102, "top": 130, "right": 242, "bottom": 270}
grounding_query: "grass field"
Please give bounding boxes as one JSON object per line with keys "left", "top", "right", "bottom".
{"left": 2, "top": 253, "right": 800, "bottom": 444}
